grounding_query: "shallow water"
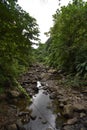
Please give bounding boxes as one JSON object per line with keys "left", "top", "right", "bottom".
{"left": 24, "top": 81, "right": 60, "bottom": 130}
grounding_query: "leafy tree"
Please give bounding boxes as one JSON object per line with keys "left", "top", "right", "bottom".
{"left": 33, "top": 43, "right": 48, "bottom": 63}
{"left": 48, "top": 0, "right": 87, "bottom": 77}
{"left": 0, "top": 0, "right": 39, "bottom": 88}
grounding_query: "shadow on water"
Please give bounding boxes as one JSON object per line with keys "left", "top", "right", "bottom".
{"left": 24, "top": 81, "right": 65, "bottom": 130}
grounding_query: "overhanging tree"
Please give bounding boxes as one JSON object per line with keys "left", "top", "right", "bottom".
{"left": 0, "top": 0, "right": 39, "bottom": 87}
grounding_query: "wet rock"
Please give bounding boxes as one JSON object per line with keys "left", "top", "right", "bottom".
{"left": 32, "top": 86, "right": 39, "bottom": 93}
{"left": 22, "top": 81, "right": 30, "bottom": 85}
{"left": 43, "top": 91, "right": 48, "bottom": 95}
{"left": 21, "top": 115, "right": 30, "bottom": 124}
{"left": 29, "top": 92, "right": 33, "bottom": 97}
{"left": 41, "top": 120, "right": 47, "bottom": 124}
{"left": 41, "top": 82, "right": 46, "bottom": 86}
{"left": 30, "top": 114, "right": 37, "bottom": 120}
{"left": 47, "top": 104, "right": 51, "bottom": 109}
{"left": 43, "top": 86, "right": 48, "bottom": 91}
{"left": 57, "top": 112, "right": 61, "bottom": 117}
{"left": 39, "top": 116, "right": 42, "bottom": 119}
{"left": 49, "top": 92, "right": 56, "bottom": 99}
{"left": 18, "top": 112, "right": 30, "bottom": 117}
{"left": 18, "top": 111, "right": 30, "bottom": 124}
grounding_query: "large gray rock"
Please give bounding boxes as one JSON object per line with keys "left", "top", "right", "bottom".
{"left": 30, "top": 113, "right": 37, "bottom": 120}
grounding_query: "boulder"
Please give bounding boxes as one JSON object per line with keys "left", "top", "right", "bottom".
{"left": 30, "top": 113, "right": 37, "bottom": 120}
{"left": 80, "top": 113, "right": 86, "bottom": 118}
{"left": 48, "top": 69, "right": 56, "bottom": 73}
{"left": 58, "top": 98, "right": 68, "bottom": 105}
{"left": 32, "top": 86, "right": 39, "bottom": 93}
{"left": 73, "top": 103, "right": 86, "bottom": 112}
{"left": 57, "top": 112, "right": 61, "bottom": 117}
{"left": 63, "top": 104, "right": 73, "bottom": 118}
{"left": 82, "top": 90, "right": 87, "bottom": 94}
{"left": 66, "top": 117, "right": 78, "bottom": 125}
{"left": 31, "top": 80, "right": 37, "bottom": 84}
{"left": 59, "top": 103, "right": 64, "bottom": 108}
{"left": 41, "top": 120, "right": 47, "bottom": 124}
{"left": 49, "top": 92, "right": 57, "bottom": 99}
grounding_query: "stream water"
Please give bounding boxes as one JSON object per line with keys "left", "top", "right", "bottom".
{"left": 24, "top": 81, "right": 61, "bottom": 130}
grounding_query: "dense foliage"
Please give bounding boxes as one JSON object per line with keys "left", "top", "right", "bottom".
{"left": 47, "top": 0, "right": 87, "bottom": 78}
{"left": 33, "top": 43, "right": 48, "bottom": 64}
{"left": 0, "top": 0, "right": 39, "bottom": 88}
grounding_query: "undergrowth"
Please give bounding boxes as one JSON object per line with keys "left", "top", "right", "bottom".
{"left": 58, "top": 74, "right": 87, "bottom": 90}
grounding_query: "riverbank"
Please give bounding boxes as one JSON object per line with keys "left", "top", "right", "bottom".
{"left": 0, "top": 64, "right": 87, "bottom": 130}
{"left": 44, "top": 69, "right": 87, "bottom": 130}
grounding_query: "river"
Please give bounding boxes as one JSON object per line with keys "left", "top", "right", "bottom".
{"left": 24, "top": 81, "right": 61, "bottom": 130}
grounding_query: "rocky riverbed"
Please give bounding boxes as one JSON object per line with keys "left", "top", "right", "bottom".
{"left": 0, "top": 64, "right": 87, "bottom": 130}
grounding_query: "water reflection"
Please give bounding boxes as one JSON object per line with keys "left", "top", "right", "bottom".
{"left": 24, "top": 82, "right": 59, "bottom": 130}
